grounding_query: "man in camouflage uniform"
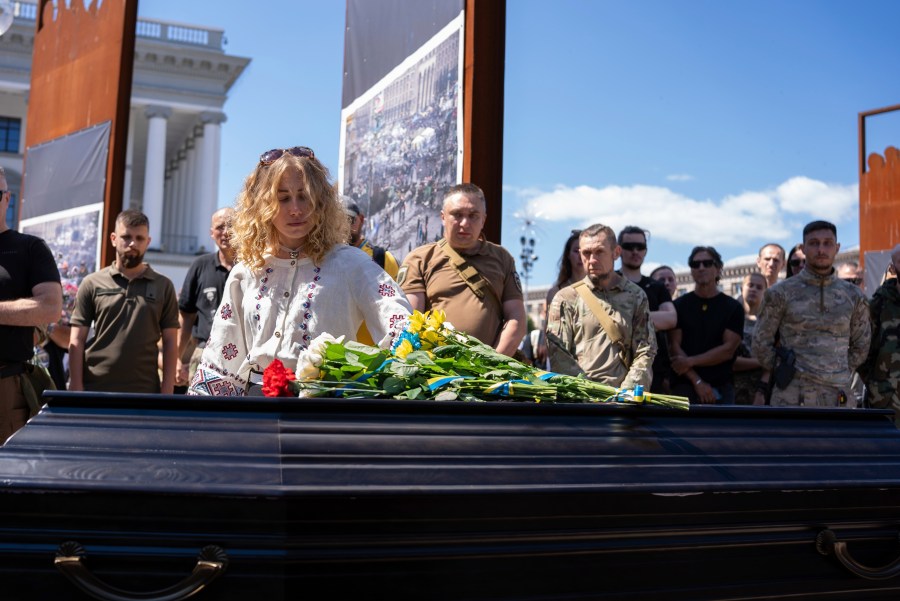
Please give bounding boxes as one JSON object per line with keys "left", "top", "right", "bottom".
{"left": 752, "top": 220, "right": 871, "bottom": 407}
{"left": 547, "top": 224, "right": 656, "bottom": 390}
{"left": 861, "top": 244, "right": 900, "bottom": 423}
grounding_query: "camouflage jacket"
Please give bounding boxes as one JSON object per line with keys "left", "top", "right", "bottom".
{"left": 752, "top": 267, "right": 871, "bottom": 387}
{"left": 860, "top": 278, "right": 900, "bottom": 409}
{"left": 546, "top": 275, "right": 656, "bottom": 389}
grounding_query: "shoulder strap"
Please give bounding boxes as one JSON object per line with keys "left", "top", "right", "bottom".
{"left": 437, "top": 239, "right": 503, "bottom": 315}
{"left": 571, "top": 281, "right": 624, "bottom": 345}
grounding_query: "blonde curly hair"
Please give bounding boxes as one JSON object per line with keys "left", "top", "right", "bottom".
{"left": 230, "top": 152, "right": 349, "bottom": 270}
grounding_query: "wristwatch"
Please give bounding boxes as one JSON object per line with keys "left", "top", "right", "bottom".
{"left": 694, "top": 377, "right": 703, "bottom": 386}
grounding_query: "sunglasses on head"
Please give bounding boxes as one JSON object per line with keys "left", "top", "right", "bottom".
{"left": 620, "top": 242, "right": 647, "bottom": 252}
{"left": 789, "top": 258, "right": 805, "bottom": 267}
{"left": 689, "top": 259, "right": 716, "bottom": 269}
{"left": 259, "top": 146, "right": 315, "bottom": 165}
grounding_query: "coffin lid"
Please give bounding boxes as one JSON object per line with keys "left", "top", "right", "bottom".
{"left": 1, "top": 390, "right": 898, "bottom": 497}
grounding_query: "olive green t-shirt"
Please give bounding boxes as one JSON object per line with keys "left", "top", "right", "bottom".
{"left": 71, "top": 264, "right": 179, "bottom": 393}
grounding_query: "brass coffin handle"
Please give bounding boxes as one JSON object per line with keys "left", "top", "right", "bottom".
{"left": 54, "top": 541, "right": 228, "bottom": 601}
{"left": 816, "top": 529, "right": 900, "bottom": 580}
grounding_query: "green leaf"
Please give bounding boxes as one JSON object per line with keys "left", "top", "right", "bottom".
{"left": 344, "top": 340, "right": 382, "bottom": 356}
{"left": 397, "top": 386, "right": 425, "bottom": 400}
{"left": 361, "top": 350, "right": 389, "bottom": 370}
{"left": 389, "top": 362, "right": 420, "bottom": 377}
{"left": 404, "top": 350, "right": 436, "bottom": 365}
{"left": 434, "top": 390, "right": 458, "bottom": 401}
{"left": 344, "top": 351, "right": 364, "bottom": 368}
{"left": 324, "top": 344, "right": 347, "bottom": 361}
{"left": 383, "top": 376, "right": 408, "bottom": 395}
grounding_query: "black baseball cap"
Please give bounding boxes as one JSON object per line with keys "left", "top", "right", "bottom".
{"left": 340, "top": 196, "right": 361, "bottom": 217}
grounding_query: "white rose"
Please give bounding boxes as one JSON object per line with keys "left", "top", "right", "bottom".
{"left": 308, "top": 332, "right": 344, "bottom": 356}
{"left": 295, "top": 351, "right": 320, "bottom": 380}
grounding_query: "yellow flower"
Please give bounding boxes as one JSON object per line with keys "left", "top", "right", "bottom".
{"left": 395, "top": 339, "right": 414, "bottom": 359}
{"left": 419, "top": 329, "right": 442, "bottom": 349}
{"left": 408, "top": 310, "right": 427, "bottom": 334}
{"left": 425, "top": 309, "right": 446, "bottom": 331}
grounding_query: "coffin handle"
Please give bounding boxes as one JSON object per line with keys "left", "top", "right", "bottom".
{"left": 54, "top": 541, "right": 228, "bottom": 601}
{"left": 816, "top": 529, "right": 900, "bottom": 580}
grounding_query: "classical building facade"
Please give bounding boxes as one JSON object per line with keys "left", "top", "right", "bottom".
{"left": 0, "top": 2, "right": 249, "bottom": 279}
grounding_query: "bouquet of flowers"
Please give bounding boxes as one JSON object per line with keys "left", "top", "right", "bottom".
{"left": 262, "top": 310, "right": 689, "bottom": 410}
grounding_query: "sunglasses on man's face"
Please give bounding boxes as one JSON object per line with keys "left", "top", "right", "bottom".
{"left": 620, "top": 242, "right": 647, "bottom": 252}
{"left": 789, "top": 258, "right": 805, "bottom": 267}
{"left": 689, "top": 259, "right": 716, "bottom": 269}
{"left": 259, "top": 146, "right": 315, "bottom": 165}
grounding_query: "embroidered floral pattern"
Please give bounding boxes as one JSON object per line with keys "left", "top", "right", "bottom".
{"left": 253, "top": 267, "right": 275, "bottom": 330}
{"left": 293, "top": 266, "right": 322, "bottom": 351}
{"left": 188, "top": 363, "right": 244, "bottom": 396}
{"left": 222, "top": 343, "right": 239, "bottom": 361}
{"left": 379, "top": 283, "right": 396, "bottom": 297}
{"left": 220, "top": 303, "right": 233, "bottom": 320}
{"left": 389, "top": 313, "right": 406, "bottom": 331}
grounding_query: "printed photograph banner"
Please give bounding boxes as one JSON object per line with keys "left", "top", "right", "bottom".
{"left": 20, "top": 121, "right": 109, "bottom": 306}
{"left": 339, "top": 1, "right": 464, "bottom": 263}
{"left": 20, "top": 204, "right": 103, "bottom": 320}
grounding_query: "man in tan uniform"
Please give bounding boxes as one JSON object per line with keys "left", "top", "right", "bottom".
{"left": 399, "top": 183, "right": 526, "bottom": 357}
{"left": 546, "top": 224, "right": 656, "bottom": 390}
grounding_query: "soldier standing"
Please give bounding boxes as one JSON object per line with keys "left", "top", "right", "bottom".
{"left": 861, "top": 244, "right": 900, "bottom": 422}
{"left": 752, "top": 220, "right": 871, "bottom": 407}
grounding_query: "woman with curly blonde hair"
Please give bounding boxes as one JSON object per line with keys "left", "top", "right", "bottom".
{"left": 190, "top": 147, "right": 411, "bottom": 396}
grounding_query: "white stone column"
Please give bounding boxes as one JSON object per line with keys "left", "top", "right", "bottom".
{"left": 161, "top": 163, "right": 174, "bottom": 250}
{"left": 195, "top": 112, "right": 227, "bottom": 252}
{"left": 189, "top": 125, "right": 205, "bottom": 253}
{"left": 180, "top": 140, "right": 197, "bottom": 252}
{"left": 169, "top": 155, "right": 183, "bottom": 241}
{"left": 172, "top": 150, "right": 187, "bottom": 253}
{"left": 123, "top": 106, "right": 136, "bottom": 209}
{"left": 141, "top": 105, "right": 171, "bottom": 249}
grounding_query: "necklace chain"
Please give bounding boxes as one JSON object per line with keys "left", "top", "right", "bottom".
{"left": 279, "top": 244, "right": 302, "bottom": 259}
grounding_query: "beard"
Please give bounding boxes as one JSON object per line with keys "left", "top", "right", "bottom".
{"left": 120, "top": 250, "right": 144, "bottom": 269}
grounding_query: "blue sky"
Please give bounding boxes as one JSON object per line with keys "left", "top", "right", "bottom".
{"left": 138, "top": 1, "right": 900, "bottom": 288}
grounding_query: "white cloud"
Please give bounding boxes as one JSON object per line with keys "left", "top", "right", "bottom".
{"left": 520, "top": 177, "right": 858, "bottom": 247}
{"left": 666, "top": 173, "right": 694, "bottom": 182}
{"left": 776, "top": 176, "right": 858, "bottom": 222}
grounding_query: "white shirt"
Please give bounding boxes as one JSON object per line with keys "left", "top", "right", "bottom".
{"left": 189, "top": 245, "right": 411, "bottom": 396}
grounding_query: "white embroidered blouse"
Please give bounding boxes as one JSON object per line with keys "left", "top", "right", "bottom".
{"left": 188, "top": 244, "right": 411, "bottom": 396}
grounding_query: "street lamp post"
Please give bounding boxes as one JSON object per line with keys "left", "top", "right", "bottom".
{"left": 519, "top": 219, "right": 538, "bottom": 301}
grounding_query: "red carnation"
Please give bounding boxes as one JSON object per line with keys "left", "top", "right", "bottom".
{"left": 262, "top": 359, "right": 297, "bottom": 397}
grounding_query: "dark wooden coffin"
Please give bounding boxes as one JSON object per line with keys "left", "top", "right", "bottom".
{"left": 1, "top": 391, "right": 900, "bottom": 600}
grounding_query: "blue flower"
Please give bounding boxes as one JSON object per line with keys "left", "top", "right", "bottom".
{"left": 390, "top": 330, "right": 421, "bottom": 354}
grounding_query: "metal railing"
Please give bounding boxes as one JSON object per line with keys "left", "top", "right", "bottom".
{"left": 12, "top": 1, "right": 225, "bottom": 51}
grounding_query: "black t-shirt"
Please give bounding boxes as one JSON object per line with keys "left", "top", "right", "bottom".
{"left": 178, "top": 252, "right": 231, "bottom": 342}
{"left": 622, "top": 274, "right": 674, "bottom": 385}
{"left": 672, "top": 291, "right": 744, "bottom": 387}
{"left": 634, "top": 275, "right": 672, "bottom": 312}
{"left": 0, "top": 230, "right": 61, "bottom": 363}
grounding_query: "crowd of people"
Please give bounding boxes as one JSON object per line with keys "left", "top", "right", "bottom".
{"left": 2, "top": 156, "right": 899, "bottom": 442}
{"left": 533, "top": 225, "right": 898, "bottom": 417}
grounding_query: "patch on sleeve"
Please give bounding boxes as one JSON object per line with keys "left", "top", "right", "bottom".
{"left": 396, "top": 265, "right": 409, "bottom": 286}
{"left": 513, "top": 270, "right": 522, "bottom": 293}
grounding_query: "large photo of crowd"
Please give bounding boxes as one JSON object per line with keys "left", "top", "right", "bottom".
{"left": 21, "top": 207, "right": 101, "bottom": 288}
{"left": 340, "top": 24, "right": 462, "bottom": 263}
